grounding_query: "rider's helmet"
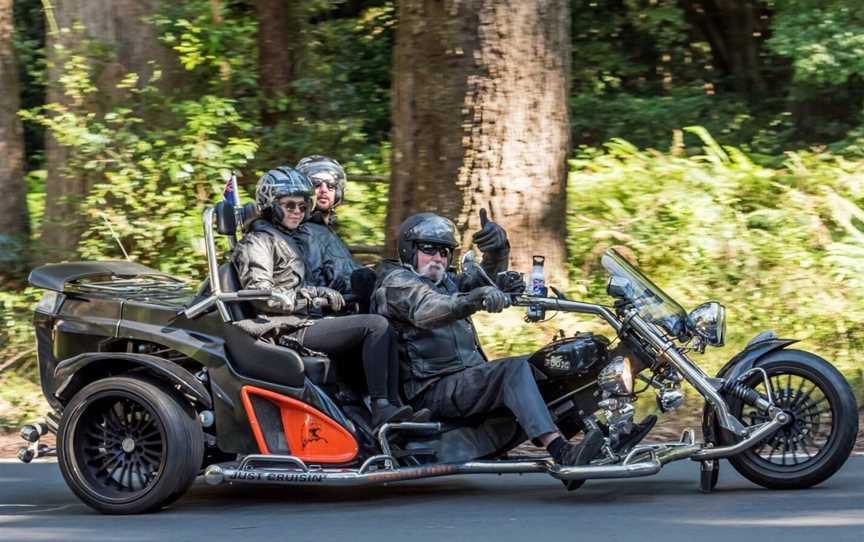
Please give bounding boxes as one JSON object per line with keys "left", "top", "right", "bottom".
{"left": 397, "top": 213, "right": 459, "bottom": 270}
{"left": 255, "top": 166, "right": 315, "bottom": 225}
{"left": 295, "top": 155, "right": 347, "bottom": 207}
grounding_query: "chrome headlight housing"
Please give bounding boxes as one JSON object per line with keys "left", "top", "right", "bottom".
{"left": 598, "top": 356, "right": 634, "bottom": 396}
{"left": 687, "top": 301, "right": 726, "bottom": 347}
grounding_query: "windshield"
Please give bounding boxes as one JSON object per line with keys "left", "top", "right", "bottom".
{"left": 600, "top": 248, "right": 688, "bottom": 339}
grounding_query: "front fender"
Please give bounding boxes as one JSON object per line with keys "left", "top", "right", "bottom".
{"left": 54, "top": 352, "right": 212, "bottom": 409}
{"left": 701, "top": 333, "right": 798, "bottom": 444}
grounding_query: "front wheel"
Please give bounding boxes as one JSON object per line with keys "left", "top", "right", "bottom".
{"left": 724, "top": 349, "right": 858, "bottom": 489}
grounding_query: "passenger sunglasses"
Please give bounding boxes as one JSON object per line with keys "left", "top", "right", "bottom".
{"left": 416, "top": 243, "right": 452, "bottom": 258}
{"left": 279, "top": 201, "right": 307, "bottom": 214}
{"left": 311, "top": 178, "right": 338, "bottom": 190}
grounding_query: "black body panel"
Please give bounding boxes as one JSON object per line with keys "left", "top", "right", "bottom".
{"left": 53, "top": 352, "right": 212, "bottom": 408}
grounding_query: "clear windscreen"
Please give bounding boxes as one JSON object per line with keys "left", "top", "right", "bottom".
{"left": 601, "top": 248, "right": 688, "bottom": 339}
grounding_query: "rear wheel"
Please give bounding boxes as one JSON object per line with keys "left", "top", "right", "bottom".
{"left": 725, "top": 350, "right": 858, "bottom": 489}
{"left": 57, "top": 376, "right": 204, "bottom": 514}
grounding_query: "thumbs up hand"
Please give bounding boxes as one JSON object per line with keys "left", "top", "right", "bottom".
{"left": 472, "top": 207, "right": 509, "bottom": 253}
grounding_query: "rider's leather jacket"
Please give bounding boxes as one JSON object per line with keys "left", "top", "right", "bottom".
{"left": 232, "top": 219, "right": 308, "bottom": 322}
{"left": 295, "top": 213, "right": 362, "bottom": 294}
{"left": 371, "top": 248, "right": 509, "bottom": 400}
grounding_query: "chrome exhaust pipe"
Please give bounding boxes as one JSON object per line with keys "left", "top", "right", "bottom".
{"left": 204, "top": 457, "right": 551, "bottom": 487}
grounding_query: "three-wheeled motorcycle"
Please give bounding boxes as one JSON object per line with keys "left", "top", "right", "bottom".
{"left": 17, "top": 200, "right": 859, "bottom": 514}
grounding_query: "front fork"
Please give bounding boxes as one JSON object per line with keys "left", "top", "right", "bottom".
{"left": 627, "top": 314, "right": 787, "bottom": 440}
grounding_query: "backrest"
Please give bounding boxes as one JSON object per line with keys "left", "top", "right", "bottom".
{"left": 218, "top": 262, "right": 256, "bottom": 321}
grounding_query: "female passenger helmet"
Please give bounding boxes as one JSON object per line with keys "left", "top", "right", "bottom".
{"left": 255, "top": 166, "right": 314, "bottom": 224}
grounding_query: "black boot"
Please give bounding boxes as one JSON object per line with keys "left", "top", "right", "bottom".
{"left": 371, "top": 399, "right": 413, "bottom": 430}
{"left": 409, "top": 408, "right": 433, "bottom": 423}
{"left": 548, "top": 429, "right": 605, "bottom": 467}
{"left": 611, "top": 415, "right": 657, "bottom": 454}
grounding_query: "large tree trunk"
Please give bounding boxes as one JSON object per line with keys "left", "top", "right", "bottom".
{"left": 0, "top": 0, "right": 29, "bottom": 271}
{"left": 254, "top": 0, "right": 303, "bottom": 126}
{"left": 387, "top": 0, "right": 572, "bottom": 281}
{"left": 40, "top": 0, "right": 177, "bottom": 262}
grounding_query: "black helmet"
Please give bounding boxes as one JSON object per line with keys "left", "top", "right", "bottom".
{"left": 397, "top": 213, "right": 459, "bottom": 269}
{"left": 255, "top": 166, "right": 314, "bottom": 225}
{"left": 295, "top": 155, "right": 347, "bottom": 206}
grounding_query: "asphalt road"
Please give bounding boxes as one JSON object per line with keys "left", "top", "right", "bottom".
{"left": 1, "top": 457, "right": 862, "bottom": 542}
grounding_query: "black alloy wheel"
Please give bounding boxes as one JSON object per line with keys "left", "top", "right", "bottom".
{"left": 725, "top": 350, "right": 858, "bottom": 490}
{"left": 58, "top": 376, "right": 204, "bottom": 514}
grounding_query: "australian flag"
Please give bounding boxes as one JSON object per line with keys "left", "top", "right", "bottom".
{"left": 222, "top": 172, "right": 241, "bottom": 207}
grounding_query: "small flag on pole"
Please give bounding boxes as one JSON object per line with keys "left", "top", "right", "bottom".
{"left": 222, "top": 171, "right": 241, "bottom": 207}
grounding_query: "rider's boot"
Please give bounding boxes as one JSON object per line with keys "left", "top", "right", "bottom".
{"left": 548, "top": 428, "right": 605, "bottom": 467}
{"left": 410, "top": 408, "right": 433, "bottom": 423}
{"left": 611, "top": 415, "right": 657, "bottom": 454}
{"left": 372, "top": 399, "right": 413, "bottom": 431}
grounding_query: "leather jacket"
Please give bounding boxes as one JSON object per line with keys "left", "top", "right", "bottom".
{"left": 295, "top": 213, "right": 363, "bottom": 294}
{"left": 231, "top": 219, "right": 308, "bottom": 324}
{"left": 371, "top": 249, "right": 509, "bottom": 400}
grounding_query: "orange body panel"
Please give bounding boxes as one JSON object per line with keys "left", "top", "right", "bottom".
{"left": 240, "top": 385, "right": 359, "bottom": 463}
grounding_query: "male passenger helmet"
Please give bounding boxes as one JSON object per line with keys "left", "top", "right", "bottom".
{"left": 255, "top": 166, "right": 315, "bottom": 225}
{"left": 295, "top": 155, "right": 347, "bottom": 206}
{"left": 397, "top": 213, "right": 459, "bottom": 269}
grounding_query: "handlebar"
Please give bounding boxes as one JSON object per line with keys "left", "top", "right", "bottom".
{"left": 509, "top": 294, "right": 623, "bottom": 333}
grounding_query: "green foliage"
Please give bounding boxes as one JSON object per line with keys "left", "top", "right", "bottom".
{"left": 565, "top": 128, "right": 864, "bottom": 370}
{"left": 20, "top": 33, "right": 258, "bottom": 276}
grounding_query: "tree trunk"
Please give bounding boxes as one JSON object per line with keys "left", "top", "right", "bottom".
{"left": 40, "top": 0, "right": 177, "bottom": 262}
{"left": 683, "top": 0, "right": 768, "bottom": 95}
{"left": 254, "top": 0, "right": 302, "bottom": 126}
{"left": 0, "top": 0, "right": 29, "bottom": 271}
{"left": 388, "top": 0, "right": 571, "bottom": 281}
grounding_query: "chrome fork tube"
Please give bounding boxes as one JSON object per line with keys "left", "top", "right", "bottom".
{"left": 628, "top": 314, "right": 747, "bottom": 436}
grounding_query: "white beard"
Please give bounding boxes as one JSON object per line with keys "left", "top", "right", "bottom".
{"left": 418, "top": 261, "right": 446, "bottom": 284}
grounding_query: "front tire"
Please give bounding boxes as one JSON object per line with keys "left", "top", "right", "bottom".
{"left": 724, "top": 350, "right": 858, "bottom": 490}
{"left": 57, "top": 376, "right": 204, "bottom": 514}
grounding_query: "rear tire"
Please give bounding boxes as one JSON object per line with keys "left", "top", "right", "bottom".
{"left": 57, "top": 376, "right": 204, "bottom": 514}
{"left": 724, "top": 350, "right": 858, "bottom": 490}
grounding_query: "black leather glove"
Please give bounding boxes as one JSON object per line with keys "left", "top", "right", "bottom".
{"left": 496, "top": 271, "right": 526, "bottom": 294}
{"left": 316, "top": 287, "right": 345, "bottom": 312}
{"left": 472, "top": 208, "right": 509, "bottom": 253}
{"left": 466, "top": 286, "right": 510, "bottom": 313}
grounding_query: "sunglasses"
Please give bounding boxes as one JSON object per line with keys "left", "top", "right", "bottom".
{"left": 416, "top": 243, "right": 452, "bottom": 258}
{"left": 279, "top": 201, "right": 308, "bottom": 214}
{"left": 311, "top": 178, "right": 338, "bottom": 191}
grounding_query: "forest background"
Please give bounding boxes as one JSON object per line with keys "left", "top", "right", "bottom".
{"left": 1, "top": 0, "right": 863, "bottom": 430}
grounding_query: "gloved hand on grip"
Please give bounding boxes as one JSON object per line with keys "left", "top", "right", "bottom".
{"left": 472, "top": 208, "right": 509, "bottom": 253}
{"left": 466, "top": 286, "right": 511, "bottom": 313}
{"left": 496, "top": 271, "right": 526, "bottom": 294}
{"left": 315, "top": 287, "right": 345, "bottom": 312}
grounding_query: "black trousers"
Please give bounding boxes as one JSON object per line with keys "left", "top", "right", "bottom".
{"left": 288, "top": 315, "right": 400, "bottom": 402}
{"left": 411, "top": 358, "right": 557, "bottom": 439}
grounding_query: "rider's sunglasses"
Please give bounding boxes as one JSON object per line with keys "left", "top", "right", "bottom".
{"left": 416, "top": 243, "right": 452, "bottom": 258}
{"left": 279, "top": 201, "right": 307, "bottom": 214}
{"left": 311, "top": 178, "right": 338, "bottom": 191}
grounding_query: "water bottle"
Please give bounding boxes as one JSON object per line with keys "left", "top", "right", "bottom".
{"left": 526, "top": 255, "right": 546, "bottom": 321}
{"left": 530, "top": 255, "right": 546, "bottom": 296}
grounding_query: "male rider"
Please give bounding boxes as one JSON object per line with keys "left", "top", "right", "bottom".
{"left": 294, "top": 155, "right": 363, "bottom": 295}
{"left": 371, "top": 212, "right": 606, "bottom": 467}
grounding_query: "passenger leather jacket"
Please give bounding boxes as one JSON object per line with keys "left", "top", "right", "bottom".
{"left": 232, "top": 219, "right": 310, "bottom": 324}
{"left": 371, "top": 249, "right": 509, "bottom": 400}
{"left": 295, "top": 213, "right": 362, "bottom": 294}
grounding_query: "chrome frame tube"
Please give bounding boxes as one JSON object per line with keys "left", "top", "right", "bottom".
{"left": 626, "top": 314, "right": 748, "bottom": 436}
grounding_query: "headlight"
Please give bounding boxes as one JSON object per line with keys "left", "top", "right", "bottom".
{"left": 687, "top": 301, "right": 726, "bottom": 347}
{"left": 598, "top": 356, "right": 634, "bottom": 396}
